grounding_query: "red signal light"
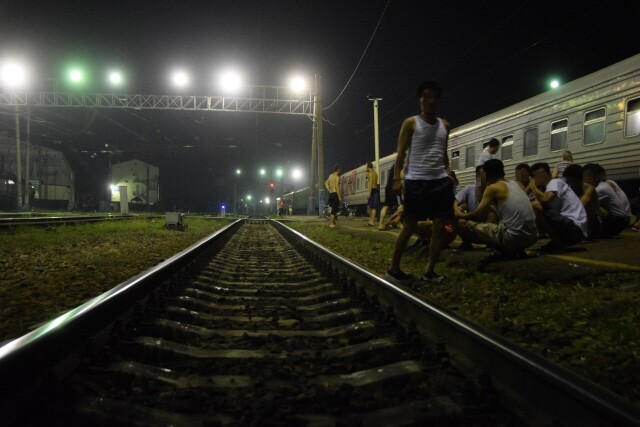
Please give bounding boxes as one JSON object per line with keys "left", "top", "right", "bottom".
{"left": 269, "top": 181, "right": 275, "bottom": 189}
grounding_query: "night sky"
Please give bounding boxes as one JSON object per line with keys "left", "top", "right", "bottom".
{"left": 1, "top": 0, "right": 638, "bottom": 211}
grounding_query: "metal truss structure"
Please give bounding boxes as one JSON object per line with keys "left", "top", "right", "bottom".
{"left": 0, "top": 85, "right": 313, "bottom": 115}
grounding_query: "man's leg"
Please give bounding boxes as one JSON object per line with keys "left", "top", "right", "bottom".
{"left": 426, "top": 218, "right": 444, "bottom": 275}
{"left": 389, "top": 219, "right": 417, "bottom": 272}
{"left": 378, "top": 206, "right": 389, "bottom": 229}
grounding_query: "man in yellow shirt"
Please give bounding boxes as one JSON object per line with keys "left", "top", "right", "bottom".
{"left": 325, "top": 164, "right": 341, "bottom": 228}
{"left": 366, "top": 162, "right": 379, "bottom": 226}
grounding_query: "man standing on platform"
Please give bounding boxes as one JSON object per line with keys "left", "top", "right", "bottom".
{"left": 365, "top": 162, "right": 380, "bottom": 227}
{"left": 387, "top": 80, "right": 454, "bottom": 284}
{"left": 325, "top": 164, "right": 341, "bottom": 228}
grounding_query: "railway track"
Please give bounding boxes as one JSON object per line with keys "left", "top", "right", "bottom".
{"left": 1, "top": 219, "right": 639, "bottom": 426}
{"left": 0, "top": 213, "right": 146, "bottom": 229}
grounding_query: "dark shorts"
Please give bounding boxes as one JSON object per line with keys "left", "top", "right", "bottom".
{"left": 601, "top": 214, "right": 628, "bottom": 237}
{"left": 544, "top": 210, "right": 585, "bottom": 246}
{"left": 402, "top": 177, "right": 454, "bottom": 222}
{"left": 368, "top": 188, "right": 380, "bottom": 209}
{"left": 327, "top": 192, "right": 340, "bottom": 216}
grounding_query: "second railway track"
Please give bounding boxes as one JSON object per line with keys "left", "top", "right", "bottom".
{"left": 2, "top": 219, "right": 639, "bottom": 426}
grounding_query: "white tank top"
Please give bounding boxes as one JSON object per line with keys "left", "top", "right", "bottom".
{"left": 404, "top": 116, "right": 449, "bottom": 180}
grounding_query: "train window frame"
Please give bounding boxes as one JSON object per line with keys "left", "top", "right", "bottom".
{"left": 523, "top": 127, "right": 539, "bottom": 157}
{"left": 583, "top": 107, "right": 606, "bottom": 146}
{"left": 501, "top": 135, "right": 514, "bottom": 161}
{"left": 465, "top": 145, "right": 475, "bottom": 169}
{"left": 451, "top": 150, "right": 460, "bottom": 171}
{"left": 625, "top": 96, "right": 640, "bottom": 138}
{"left": 550, "top": 119, "right": 569, "bottom": 152}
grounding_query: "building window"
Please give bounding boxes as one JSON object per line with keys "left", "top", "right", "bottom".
{"left": 583, "top": 107, "right": 606, "bottom": 145}
{"left": 550, "top": 119, "right": 568, "bottom": 152}
{"left": 523, "top": 127, "right": 538, "bottom": 157}
{"left": 465, "top": 145, "right": 475, "bottom": 168}
{"left": 501, "top": 135, "right": 513, "bottom": 161}
{"left": 625, "top": 97, "right": 640, "bottom": 137}
{"left": 451, "top": 150, "right": 460, "bottom": 170}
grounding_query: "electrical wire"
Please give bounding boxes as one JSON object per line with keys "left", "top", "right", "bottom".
{"left": 323, "top": 0, "right": 392, "bottom": 111}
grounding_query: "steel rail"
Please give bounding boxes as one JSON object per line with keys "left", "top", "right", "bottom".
{"left": 273, "top": 220, "right": 640, "bottom": 427}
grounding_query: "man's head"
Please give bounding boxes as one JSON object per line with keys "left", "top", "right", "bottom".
{"left": 482, "top": 159, "right": 505, "bottom": 183}
{"left": 333, "top": 164, "right": 341, "bottom": 173}
{"left": 582, "top": 163, "right": 604, "bottom": 186}
{"left": 486, "top": 138, "right": 500, "bottom": 154}
{"left": 515, "top": 163, "right": 531, "bottom": 186}
{"left": 366, "top": 162, "right": 373, "bottom": 169}
{"left": 416, "top": 81, "right": 442, "bottom": 114}
{"left": 530, "top": 162, "right": 551, "bottom": 187}
{"left": 563, "top": 164, "right": 583, "bottom": 193}
{"left": 562, "top": 150, "right": 573, "bottom": 162}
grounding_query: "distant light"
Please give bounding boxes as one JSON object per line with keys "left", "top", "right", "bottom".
{"left": 108, "top": 70, "right": 123, "bottom": 86}
{"left": 289, "top": 76, "right": 307, "bottom": 93}
{"left": 220, "top": 70, "right": 242, "bottom": 92}
{"left": 276, "top": 169, "right": 283, "bottom": 177}
{"left": 236, "top": 168, "right": 242, "bottom": 175}
{"left": 260, "top": 168, "right": 266, "bottom": 176}
{"left": 1, "top": 61, "right": 27, "bottom": 87}
{"left": 247, "top": 195, "right": 252, "bottom": 200}
{"left": 221, "top": 205, "right": 225, "bottom": 209}
{"left": 291, "top": 168, "right": 302, "bottom": 180}
{"left": 550, "top": 79, "right": 560, "bottom": 89}
{"left": 265, "top": 197, "right": 270, "bottom": 204}
{"left": 172, "top": 70, "right": 189, "bottom": 87}
{"left": 69, "top": 68, "right": 84, "bottom": 83}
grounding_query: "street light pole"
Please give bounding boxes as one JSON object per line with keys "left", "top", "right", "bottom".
{"left": 15, "top": 106, "right": 23, "bottom": 209}
{"left": 315, "top": 73, "right": 325, "bottom": 217}
{"left": 368, "top": 97, "right": 382, "bottom": 179}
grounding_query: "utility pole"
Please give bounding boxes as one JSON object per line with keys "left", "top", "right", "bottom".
{"left": 368, "top": 97, "right": 382, "bottom": 179}
{"left": 24, "top": 107, "right": 31, "bottom": 210}
{"left": 315, "top": 73, "right": 325, "bottom": 217}
{"left": 15, "top": 106, "right": 22, "bottom": 209}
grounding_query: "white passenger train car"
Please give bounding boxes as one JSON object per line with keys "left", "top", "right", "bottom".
{"left": 342, "top": 53, "right": 640, "bottom": 210}
{"left": 449, "top": 53, "right": 640, "bottom": 189}
{"left": 341, "top": 152, "right": 397, "bottom": 211}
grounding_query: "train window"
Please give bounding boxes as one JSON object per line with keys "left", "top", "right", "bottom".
{"left": 501, "top": 136, "right": 513, "bottom": 161}
{"left": 550, "top": 119, "right": 568, "bottom": 151}
{"left": 583, "top": 107, "right": 606, "bottom": 145}
{"left": 625, "top": 97, "right": 640, "bottom": 137}
{"left": 451, "top": 150, "right": 460, "bottom": 170}
{"left": 523, "top": 128, "right": 538, "bottom": 157}
{"left": 465, "top": 145, "right": 475, "bottom": 168}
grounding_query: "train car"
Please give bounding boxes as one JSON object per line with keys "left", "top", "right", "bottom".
{"left": 341, "top": 152, "right": 397, "bottom": 214}
{"left": 281, "top": 186, "right": 311, "bottom": 215}
{"left": 341, "top": 53, "right": 640, "bottom": 211}
{"left": 449, "top": 53, "right": 640, "bottom": 194}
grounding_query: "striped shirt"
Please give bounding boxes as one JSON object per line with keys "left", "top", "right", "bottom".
{"left": 404, "top": 116, "right": 448, "bottom": 180}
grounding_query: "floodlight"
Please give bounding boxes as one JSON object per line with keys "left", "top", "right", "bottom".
{"left": 69, "top": 68, "right": 84, "bottom": 83}
{"left": 291, "top": 168, "right": 302, "bottom": 180}
{"left": 289, "top": 76, "right": 307, "bottom": 93}
{"left": 1, "top": 61, "right": 27, "bottom": 87}
{"left": 108, "top": 70, "right": 123, "bottom": 86}
{"left": 220, "top": 71, "right": 242, "bottom": 92}
{"left": 172, "top": 70, "right": 189, "bottom": 87}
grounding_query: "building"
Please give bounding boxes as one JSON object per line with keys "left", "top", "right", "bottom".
{"left": 110, "top": 159, "right": 159, "bottom": 208}
{"left": 0, "top": 133, "right": 74, "bottom": 210}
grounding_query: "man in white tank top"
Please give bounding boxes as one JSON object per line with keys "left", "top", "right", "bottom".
{"left": 529, "top": 162, "right": 587, "bottom": 252}
{"left": 387, "top": 81, "right": 454, "bottom": 284}
{"left": 455, "top": 159, "right": 538, "bottom": 260}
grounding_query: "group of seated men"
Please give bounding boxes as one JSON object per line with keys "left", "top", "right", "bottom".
{"left": 448, "top": 158, "right": 632, "bottom": 259}
{"left": 395, "top": 158, "right": 633, "bottom": 258}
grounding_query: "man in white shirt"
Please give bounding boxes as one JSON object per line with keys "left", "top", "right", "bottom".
{"left": 583, "top": 163, "right": 630, "bottom": 237}
{"left": 528, "top": 162, "right": 587, "bottom": 252}
{"left": 476, "top": 138, "right": 500, "bottom": 166}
